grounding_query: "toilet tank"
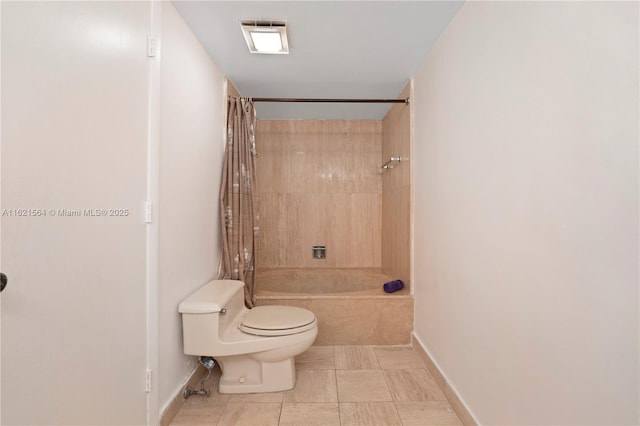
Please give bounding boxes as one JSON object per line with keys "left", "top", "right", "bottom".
{"left": 178, "top": 280, "right": 245, "bottom": 356}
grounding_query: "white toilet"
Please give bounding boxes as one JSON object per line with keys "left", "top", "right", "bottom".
{"left": 178, "top": 279, "right": 318, "bottom": 394}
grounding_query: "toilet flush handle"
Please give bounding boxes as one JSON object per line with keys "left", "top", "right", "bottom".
{"left": 220, "top": 308, "right": 227, "bottom": 315}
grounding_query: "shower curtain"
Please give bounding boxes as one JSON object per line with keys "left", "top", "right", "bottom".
{"left": 219, "top": 97, "right": 259, "bottom": 307}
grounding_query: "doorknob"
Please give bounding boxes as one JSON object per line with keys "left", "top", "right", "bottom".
{"left": 0, "top": 273, "right": 7, "bottom": 292}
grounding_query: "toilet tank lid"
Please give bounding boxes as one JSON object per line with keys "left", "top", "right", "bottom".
{"left": 178, "top": 280, "right": 244, "bottom": 314}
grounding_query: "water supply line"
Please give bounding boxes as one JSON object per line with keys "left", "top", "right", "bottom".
{"left": 183, "top": 357, "right": 216, "bottom": 398}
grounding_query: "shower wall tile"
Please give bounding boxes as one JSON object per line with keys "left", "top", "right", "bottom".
{"left": 348, "top": 193, "right": 382, "bottom": 267}
{"left": 382, "top": 84, "right": 411, "bottom": 191}
{"left": 226, "top": 78, "right": 240, "bottom": 98}
{"left": 257, "top": 120, "right": 382, "bottom": 195}
{"left": 281, "top": 193, "right": 351, "bottom": 268}
{"left": 381, "top": 187, "right": 411, "bottom": 285}
{"left": 256, "top": 192, "right": 381, "bottom": 268}
{"left": 382, "top": 83, "right": 412, "bottom": 289}
{"left": 256, "top": 193, "right": 282, "bottom": 267}
{"left": 256, "top": 120, "right": 382, "bottom": 268}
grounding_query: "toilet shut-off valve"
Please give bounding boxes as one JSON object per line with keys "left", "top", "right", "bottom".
{"left": 183, "top": 357, "right": 216, "bottom": 399}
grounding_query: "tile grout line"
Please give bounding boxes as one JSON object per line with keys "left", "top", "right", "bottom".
{"left": 374, "top": 348, "right": 406, "bottom": 425}
{"left": 331, "top": 346, "right": 339, "bottom": 399}
{"left": 391, "top": 400, "right": 405, "bottom": 426}
{"left": 379, "top": 362, "right": 397, "bottom": 404}
{"left": 214, "top": 398, "right": 221, "bottom": 426}
{"left": 215, "top": 387, "right": 229, "bottom": 426}
{"left": 332, "top": 346, "right": 345, "bottom": 426}
{"left": 335, "top": 368, "right": 343, "bottom": 426}
{"left": 277, "top": 399, "right": 283, "bottom": 426}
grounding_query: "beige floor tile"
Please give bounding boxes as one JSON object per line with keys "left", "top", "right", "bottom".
{"left": 334, "top": 346, "right": 380, "bottom": 369}
{"left": 183, "top": 391, "right": 231, "bottom": 406}
{"left": 383, "top": 369, "right": 446, "bottom": 402}
{"left": 374, "top": 347, "right": 426, "bottom": 370}
{"left": 217, "top": 402, "right": 281, "bottom": 426}
{"left": 184, "top": 370, "right": 231, "bottom": 405}
{"left": 284, "top": 370, "right": 338, "bottom": 403}
{"left": 395, "top": 402, "right": 463, "bottom": 425}
{"left": 335, "top": 370, "right": 392, "bottom": 402}
{"left": 170, "top": 403, "right": 226, "bottom": 425}
{"left": 339, "top": 402, "right": 402, "bottom": 426}
{"left": 279, "top": 402, "right": 340, "bottom": 425}
{"left": 296, "top": 346, "right": 335, "bottom": 369}
{"left": 227, "top": 391, "right": 285, "bottom": 403}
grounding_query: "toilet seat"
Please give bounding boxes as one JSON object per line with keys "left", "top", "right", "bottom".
{"left": 240, "top": 306, "right": 316, "bottom": 337}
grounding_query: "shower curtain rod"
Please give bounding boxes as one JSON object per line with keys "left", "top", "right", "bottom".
{"left": 247, "top": 97, "right": 410, "bottom": 104}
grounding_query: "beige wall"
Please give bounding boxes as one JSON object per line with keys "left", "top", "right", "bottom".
{"left": 256, "top": 120, "right": 382, "bottom": 268}
{"left": 412, "top": 2, "right": 638, "bottom": 424}
{"left": 158, "top": 2, "right": 226, "bottom": 414}
{"left": 382, "top": 83, "right": 412, "bottom": 288}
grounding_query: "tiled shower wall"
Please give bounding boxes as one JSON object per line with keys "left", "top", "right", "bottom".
{"left": 382, "top": 83, "right": 412, "bottom": 288}
{"left": 255, "top": 120, "right": 382, "bottom": 268}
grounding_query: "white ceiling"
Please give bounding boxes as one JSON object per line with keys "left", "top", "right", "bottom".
{"left": 172, "top": 1, "right": 463, "bottom": 119}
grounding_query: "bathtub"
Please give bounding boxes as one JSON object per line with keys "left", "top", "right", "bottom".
{"left": 254, "top": 268, "right": 413, "bottom": 345}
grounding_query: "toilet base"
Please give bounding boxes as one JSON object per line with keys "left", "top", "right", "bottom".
{"left": 216, "top": 355, "right": 296, "bottom": 394}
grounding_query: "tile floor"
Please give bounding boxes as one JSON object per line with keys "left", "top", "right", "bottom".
{"left": 171, "top": 346, "right": 463, "bottom": 426}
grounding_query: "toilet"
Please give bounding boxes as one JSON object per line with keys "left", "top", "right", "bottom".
{"left": 178, "top": 279, "right": 318, "bottom": 394}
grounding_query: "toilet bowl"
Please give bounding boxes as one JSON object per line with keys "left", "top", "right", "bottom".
{"left": 178, "top": 280, "right": 318, "bottom": 393}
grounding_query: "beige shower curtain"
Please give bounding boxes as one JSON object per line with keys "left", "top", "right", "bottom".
{"left": 219, "top": 97, "right": 259, "bottom": 307}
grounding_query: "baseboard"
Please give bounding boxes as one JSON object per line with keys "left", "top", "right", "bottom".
{"left": 412, "top": 333, "right": 478, "bottom": 426}
{"left": 159, "top": 364, "right": 207, "bottom": 426}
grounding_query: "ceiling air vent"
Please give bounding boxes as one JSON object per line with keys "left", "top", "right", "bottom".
{"left": 241, "top": 20, "right": 289, "bottom": 54}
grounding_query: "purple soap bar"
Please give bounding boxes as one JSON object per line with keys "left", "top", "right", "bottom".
{"left": 383, "top": 280, "right": 404, "bottom": 293}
